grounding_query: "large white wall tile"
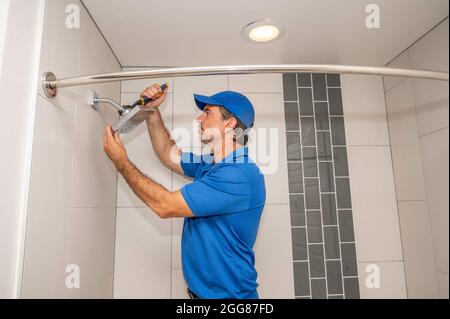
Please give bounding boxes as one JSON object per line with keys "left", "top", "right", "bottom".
{"left": 358, "top": 262, "right": 407, "bottom": 299}
{"left": 398, "top": 201, "right": 439, "bottom": 298}
{"left": 117, "top": 93, "right": 172, "bottom": 207}
{"left": 254, "top": 204, "right": 294, "bottom": 299}
{"left": 341, "top": 75, "right": 390, "bottom": 146}
{"left": 246, "top": 93, "right": 289, "bottom": 205}
{"left": 171, "top": 217, "right": 184, "bottom": 269}
{"left": 114, "top": 207, "right": 171, "bottom": 298}
{"left": 411, "top": 78, "right": 449, "bottom": 136}
{"left": 229, "top": 74, "right": 283, "bottom": 93}
{"left": 172, "top": 269, "right": 189, "bottom": 299}
{"left": 71, "top": 48, "right": 118, "bottom": 208}
{"left": 385, "top": 80, "right": 427, "bottom": 200}
{"left": 347, "top": 146, "right": 403, "bottom": 262}
{"left": 38, "top": 0, "right": 81, "bottom": 116}
{"left": 22, "top": 96, "right": 74, "bottom": 298}
{"left": 420, "top": 128, "right": 449, "bottom": 274}
{"left": 23, "top": 0, "right": 120, "bottom": 298}
{"left": 64, "top": 208, "right": 115, "bottom": 298}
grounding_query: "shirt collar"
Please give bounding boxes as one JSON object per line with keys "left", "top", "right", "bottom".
{"left": 219, "top": 146, "right": 248, "bottom": 164}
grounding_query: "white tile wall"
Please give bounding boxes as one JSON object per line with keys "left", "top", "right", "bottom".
{"left": 229, "top": 74, "right": 283, "bottom": 93}
{"left": 22, "top": 96, "right": 74, "bottom": 298}
{"left": 398, "top": 201, "right": 438, "bottom": 298}
{"left": 22, "top": 0, "right": 120, "bottom": 298}
{"left": 245, "top": 93, "right": 289, "bottom": 204}
{"left": 171, "top": 268, "right": 189, "bottom": 299}
{"left": 357, "top": 262, "right": 407, "bottom": 299}
{"left": 121, "top": 68, "right": 174, "bottom": 94}
{"left": 342, "top": 73, "right": 407, "bottom": 298}
{"left": 347, "top": 146, "right": 403, "bottom": 263}
{"left": 385, "top": 80, "right": 427, "bottom": 201}
{"left": 64, "top": 207, "right": 115, "bottom": 298}
{"left": 254, "top": 204, "right": 295, "bottom": 299}
{"left": 171, "top": 217, "right": 184, "bottom": 270}
{"left": 71, "top": 48, "right": 119, "bottom": 208}
{"left": 341, "top": 75, "right": 390, "bottom": 146}
{"left": 114, "top": 207, "right": 171, "bottom": 298}
{"left": 420, "top": 128, "right": 449, "bottom": 275}
{"left": 383, "top": 18, "right": 449, "bottom": 299}
{"left": 38, "top": 0, "right": 81, "bottom": 116}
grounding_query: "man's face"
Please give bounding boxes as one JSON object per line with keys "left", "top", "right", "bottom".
{"left": 196, "top": 105, "right": 229, "bottom": 144}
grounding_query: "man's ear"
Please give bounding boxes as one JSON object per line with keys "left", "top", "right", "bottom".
{"left": 227, "top": 117, "right": 238, "bottom": 129}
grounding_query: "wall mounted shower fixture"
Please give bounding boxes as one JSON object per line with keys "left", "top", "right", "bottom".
{"left": 86, "top": 84, "right": 168, "bottom": 134}
{"left": 88, "top": 89, "right": 125, "bottom": 114}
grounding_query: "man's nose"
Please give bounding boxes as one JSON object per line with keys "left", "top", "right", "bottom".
{"left": 197, "top": 113, "right": 205, "bottom": 122}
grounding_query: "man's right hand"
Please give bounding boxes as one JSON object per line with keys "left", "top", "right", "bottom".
{"left": 141, "top": 84, "right": 168, "bottom": 109}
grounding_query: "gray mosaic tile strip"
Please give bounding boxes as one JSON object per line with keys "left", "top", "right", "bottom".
{"left": 284, "top": 102, "right": 300, "bottom": 131}
{"left": 290, "top": 194, "right": 306, "bottom": 227}
{"left": 326, "top": 260, "right": 344, "bottom": 295}
{"left": 283, "top": 74, "right": 298, "bottom": 101}
{"left": 282, "top": 73, "right": 359, "bottom": 299}
{"left": 292, "top": 228, "right": 308, "bottom": 261}
{"left": 297, "top": 73, "right": 312, "bottom": 87}
{"left": 288, "top": 162, "right": 303, "bottom": 193}
{"left": 286, "top": 132, "right": 302, "bottom": 161}
{"left": 294, "top": 261, "right": 311, "bottom": 296}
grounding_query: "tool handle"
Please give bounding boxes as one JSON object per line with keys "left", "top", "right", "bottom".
{"left": 138, "top": 83, "right": 169, "bottom": 106}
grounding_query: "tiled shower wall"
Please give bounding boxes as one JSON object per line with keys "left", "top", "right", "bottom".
{"left": 384, "top": 18, "right": 449, "bottom": 298}
{"left": 21, "top": 0, "right": 120, "bottom": 298}
{"left": 283, "top": 73, "right": 360, "bottom": 299}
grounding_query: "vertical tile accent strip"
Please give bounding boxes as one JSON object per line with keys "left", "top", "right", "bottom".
{"left": 283, "top": 73, "right": 359, "bottom": 299}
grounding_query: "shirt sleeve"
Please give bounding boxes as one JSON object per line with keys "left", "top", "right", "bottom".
{"left": 179, "top": 152, "right": 204, "bottom": 178}
{"left": 180, "top": 165, "right": 252, "bottom": 217}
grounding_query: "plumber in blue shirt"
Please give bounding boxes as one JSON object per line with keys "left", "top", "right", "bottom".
{"left": 103, "top": 84, "right": 266, "bottom": 299}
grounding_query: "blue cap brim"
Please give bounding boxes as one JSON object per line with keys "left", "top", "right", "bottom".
{"left": 193, "top": 94, "right": 224, "bottom": 110}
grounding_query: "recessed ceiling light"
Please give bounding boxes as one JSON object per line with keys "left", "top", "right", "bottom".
{"left": 242, "top": 18, "right": 285, "bottom": 43}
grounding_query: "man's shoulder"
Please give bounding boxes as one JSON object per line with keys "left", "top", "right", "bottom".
{"left": 214, "top": 160, "right": 264, "bottom": 183}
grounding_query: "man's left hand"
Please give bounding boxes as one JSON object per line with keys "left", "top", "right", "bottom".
{"left": 103, "top": 125, "right": 128, "bottom": 170}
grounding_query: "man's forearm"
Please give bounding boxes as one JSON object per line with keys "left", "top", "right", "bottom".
{"left": 117, "top": 159, "right": 171, "bottom": 218}
{"left": 146, "top": 111, "right": 174, "bottom": 163}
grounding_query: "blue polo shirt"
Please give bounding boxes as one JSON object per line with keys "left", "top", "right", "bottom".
{"left": 179, "top": 147, "right": 266, "bottom": 299}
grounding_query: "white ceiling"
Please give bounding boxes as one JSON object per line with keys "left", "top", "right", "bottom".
{"left": 82, "top": 0, "right": 449, "bottom": 68}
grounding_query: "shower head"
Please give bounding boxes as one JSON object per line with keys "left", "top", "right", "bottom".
{"left": 112, "top": 104, "right": 157, "bottom": 134}
{"left": 111, "top": 83, "right": 168, "bottom": 134}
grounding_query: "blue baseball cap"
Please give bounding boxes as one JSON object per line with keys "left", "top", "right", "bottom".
{"left": 193, "top": 91, "right": 255, "bottom": 128}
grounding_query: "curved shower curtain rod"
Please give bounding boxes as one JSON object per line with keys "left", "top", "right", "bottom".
{"left": 42, "top": 64, "right": 449, "bottom": 98}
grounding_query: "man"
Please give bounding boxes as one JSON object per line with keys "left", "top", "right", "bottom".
{"left": 103, "top": 84, "right": 266, "bottom": 299}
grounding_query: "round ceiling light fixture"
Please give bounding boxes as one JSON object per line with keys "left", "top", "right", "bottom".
{"left": 241, "top": 18, "right": 285, "bottom": 43}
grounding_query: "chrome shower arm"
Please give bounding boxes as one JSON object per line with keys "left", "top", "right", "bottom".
{"left": 87, "top": 89, "right": 125, "bottom": 114}
{"left": 94, "top": 97, "right": 124, "bottom": 113}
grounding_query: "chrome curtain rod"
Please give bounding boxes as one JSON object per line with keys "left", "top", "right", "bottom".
{"left": 42, "top": 64, "right": 449, "bottom": 98}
